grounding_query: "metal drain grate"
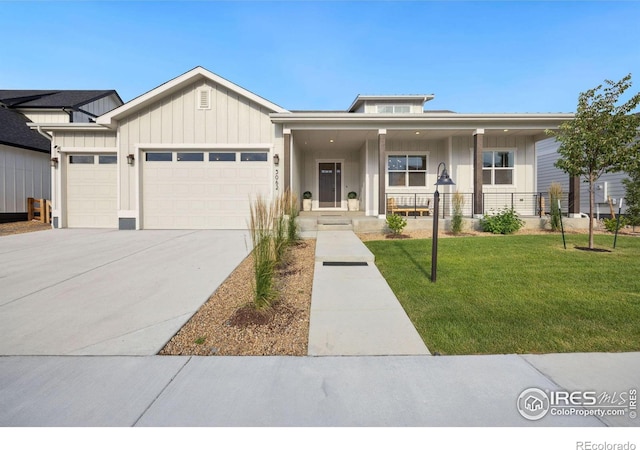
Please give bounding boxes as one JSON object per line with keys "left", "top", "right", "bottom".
{"left": 322, "top": 261, "right": 368, "bottom": 266}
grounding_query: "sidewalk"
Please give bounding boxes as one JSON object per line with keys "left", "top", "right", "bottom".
{"left": 307, "top": 230, "right": 429, "bottom": 356}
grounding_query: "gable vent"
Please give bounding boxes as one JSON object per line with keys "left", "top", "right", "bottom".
{"left": 197, "top": 89, "right": 211, "bottom": 110}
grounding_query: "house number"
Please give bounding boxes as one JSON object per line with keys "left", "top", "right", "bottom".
{"left": 275, "top": 169, "right": 279, "bottom": 191}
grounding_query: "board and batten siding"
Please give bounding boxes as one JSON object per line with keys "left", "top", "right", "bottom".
{"left": 54, "top": 131, "right": 117, "bottom": 148}
{"left": 72, "top": 94, "right": 122, "bottom": 123}
{"left": 21, "top": 111, "right": 70, "bottom": 124}
{"left": 117, "top": 79, "right": 278, "bottom": 211}
{"left": 0, "top": 145, "right": 50, "bottom": 213}
{"left": 536, "top": 137, "right": 629, "bottom": 214}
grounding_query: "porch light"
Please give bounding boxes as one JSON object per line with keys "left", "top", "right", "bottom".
{"left": 50, "top": 157, "right": 59, "bottom": 168}
{"left": 431, "top": 162, "right": 455, "bottom": 282}
{"left": 273, "top": 154, "right": 280, "bottom": 165}
{"left": 127, "top": 154, "right": 135, "bottom": 165}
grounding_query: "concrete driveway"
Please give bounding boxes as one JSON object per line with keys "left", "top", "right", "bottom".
{"left": 0, "top": 229, "right": 250, "bottom": 355}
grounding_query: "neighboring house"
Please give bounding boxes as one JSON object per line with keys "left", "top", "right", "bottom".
{"left": 0, "top": 90, "right": 123, "bottom": 223}
{"left": 33, "top": 66, "right": 572, "bottom": 230}
{"left": 536, "top": 137, "right": 630, "bottom": 218}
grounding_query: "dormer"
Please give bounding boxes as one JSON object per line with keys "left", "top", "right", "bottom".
{"left": 347, "top": 94, "right": 434, "bottom": 113}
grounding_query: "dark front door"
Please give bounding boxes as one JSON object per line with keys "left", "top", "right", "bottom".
{"left": 318, "top": 162, "right": 341, "bottom": 208}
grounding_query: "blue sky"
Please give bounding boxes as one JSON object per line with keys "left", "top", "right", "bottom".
{"left": 1, "top": 1, "right": 639, "bottom": 113}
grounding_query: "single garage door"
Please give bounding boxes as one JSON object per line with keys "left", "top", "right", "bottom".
{"left": 66, "top": 154, "right": 117, "bottom": 228}
{"left": 142, "top": 150, "right": 271, "bottom": 229}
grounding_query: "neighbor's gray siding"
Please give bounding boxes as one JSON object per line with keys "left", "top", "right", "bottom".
{"left": 72, "top": 94, "right": 122, "bottom": 123}
{"left": 536, "top": 137, "right": 629, "bottom": 214}
{"left": 0, "top": 144, "right": 50, "bottom": 213}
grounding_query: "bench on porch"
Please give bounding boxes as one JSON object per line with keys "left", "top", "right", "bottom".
{"left": 387, "top": 197, "right": 431, "bottom": 217}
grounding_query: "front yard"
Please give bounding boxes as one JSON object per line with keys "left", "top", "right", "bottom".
{"left": 365, "top": 234, "right": 640, "bottom": 355}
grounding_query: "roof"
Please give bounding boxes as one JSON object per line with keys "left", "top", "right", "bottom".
{"left": 97, "top": 66, "right": 288, "bottom": 128}
{"left": 0, "top": 90, "right": 122, "bottom": 109}
{"left": 0, "top": 107, "right": 50, "bottom": 152}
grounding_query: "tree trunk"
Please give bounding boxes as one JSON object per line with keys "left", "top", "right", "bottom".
{"left": 589, "top": 175, "right": 595, "bottom": 249}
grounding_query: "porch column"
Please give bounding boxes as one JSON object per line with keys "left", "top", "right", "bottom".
{"left": 473, "top": 129, "right": 484, "bottom": 216}
{"left": 283, "top": 129, "right": 291, "bottom": 192}
{"left": 378, "top": 129, "right": 387, "bottom": 216}
{"left": 569, "top": 175, "right": 580, "bottom": 217}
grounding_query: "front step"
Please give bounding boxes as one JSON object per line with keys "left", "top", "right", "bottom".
{"left": 317, "top": 216, "right": 353, "bottom": 231}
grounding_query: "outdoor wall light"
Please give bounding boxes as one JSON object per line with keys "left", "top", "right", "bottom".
{"left": 127, "top": 154, "right": 135, "bottom": 165}
{"left": 50, "top": 157, "right": 59, "bottom": 168}
{"left": 431, "top": 162, "right": 455, "bottom": 282}
{"left": 273, "top": 154, "right": 280, "bottom": 165}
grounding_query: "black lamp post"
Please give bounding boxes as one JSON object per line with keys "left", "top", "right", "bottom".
{"left": 431, "top": 162, "right": 455, "bottom": 282}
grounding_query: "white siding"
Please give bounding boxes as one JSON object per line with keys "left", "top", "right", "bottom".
{"left": 118, "top": 79, "right": 277, "bottom": 211}
{"left": 55, "top": 131, "right": 117, "bottom": 148}
{"left": 21, "top": 111, "right": 70, "bottom": 123}
{"left": 0, "top": 145, "right": 50, "bottom": 213}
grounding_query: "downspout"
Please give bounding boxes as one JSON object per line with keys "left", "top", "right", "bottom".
{"left": 36, "top": 126, "right": 56, "bottom": 228}
{"left": 36, "top": 125, "right": 52, "bottom": 142}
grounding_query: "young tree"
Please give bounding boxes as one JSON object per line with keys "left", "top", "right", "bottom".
{"left": 623, "top": 165, "right": 640, "bottom": 230}
{"left": 547, "top": 74, "right": 640, "bottom": 249}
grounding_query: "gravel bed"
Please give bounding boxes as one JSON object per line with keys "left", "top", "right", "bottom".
{"left": 0, "top": 220, "right": 51, "bottom": 236}
{"left": 160, "top": 239, "right": 316, "bottom": 356}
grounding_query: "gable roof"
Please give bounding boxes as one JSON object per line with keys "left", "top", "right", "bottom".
{"left": 0, "top": 90, "right": 122, "bottom": 109}
{"left": 0, "top": 107, "right": 50, "bottom": 152}
{"left": 97, "top": 66, "right": 289, "bottom": 128}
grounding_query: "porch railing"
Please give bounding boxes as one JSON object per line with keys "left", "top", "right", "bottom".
{"left": 385, "top": 192, "right": 571, "bottom": 218}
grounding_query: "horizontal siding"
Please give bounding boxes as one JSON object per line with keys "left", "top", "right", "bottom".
{"left": 535, "top": 137, "right": 631, "bottom": 214}
{"left": 54, "top": 131, "right": 117, "bottom": 148}
{"left": 0, "top": 145, "right": 50, "bottom": 213}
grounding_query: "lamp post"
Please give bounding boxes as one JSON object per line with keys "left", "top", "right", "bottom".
{"left": 431, "top": 162, "right": 455, "bottom": 282}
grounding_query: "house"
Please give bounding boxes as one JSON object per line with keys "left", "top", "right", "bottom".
{"left": 0, "top": 90, "right": 123, "bottom": 223}
{"left": 537, "top": 137, "right": 631, "bottom": 218}
{"left": 33, "top": 67, "right": 573, "bottom": 230}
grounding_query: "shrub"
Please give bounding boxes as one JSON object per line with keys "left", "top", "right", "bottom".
{"left": 347, "top": 191, "right": 357, "bottom": 199}
{"left": 302, "top": 191, "right": 312, "bottom": 199}
{"left": 248, "top": 195, "right": 276, "bottom": 310}
{"left": 284, "top": 190, "right": 300, "bottom": 244}
{"left": 451, "top": 191, "right": 465, "bottom": 235}
{"left": 386, "top": 214, "right": 407, "bottom": 235}
{"left": 603, "top": 216, "right": 629, "bottom": 233}
{"left": 480, "top": 208, "right": 524, "bottom": 234}
{"left": 548, "top": 182, "right": 563, "bottom": 231}
{"left": 272, "top": 193, "right": 287, "bottom": 265}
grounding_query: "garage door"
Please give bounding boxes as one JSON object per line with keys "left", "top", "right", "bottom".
{"left": 142, "top": 150, "right": 271, "bottom": 229}
{"left": 66, "top": 154, "right": 117, "bottom": 228}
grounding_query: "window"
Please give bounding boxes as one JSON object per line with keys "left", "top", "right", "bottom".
{"left": 377, "top": 105, "right": 411, "bottom": 114}
{"left": 387, "top": 154, "right": 427, "bottom": 187}
{"left": 240, "top": 152, "right": 268, "bottom": 162}
{"left": 145, "top": 152, "right": 172, "bottom": 162}
{"left": 98, "top": 155, "right": 117, "bottom": 164}
{"left": 69, "top": 155, "right": 94, "bottom": 164}
{"left": 177, "top": 152, "right": 204, "bottom": 162}
{"left": 209, "top": 152, "right": 236, "bottom": 162}
{"left": 483, "top": 151, "right": 514, "bottom": 185}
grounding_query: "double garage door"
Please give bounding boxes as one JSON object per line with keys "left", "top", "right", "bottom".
{"left": 65, "top": 150, "right": 270, "bottom": 229}
{"left": 142, "top": 150, "right": 271, "bottom": 229}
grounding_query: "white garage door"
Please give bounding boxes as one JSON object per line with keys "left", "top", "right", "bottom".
{"left": 66, "top": 154, "right": 117, "bottom": 228}
{"left": 142, "top": 150, "right": 271, "bottom": 229}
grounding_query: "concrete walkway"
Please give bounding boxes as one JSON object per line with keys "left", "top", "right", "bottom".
{"left": 307, "top": 231, "right": 430, "bottom": 356}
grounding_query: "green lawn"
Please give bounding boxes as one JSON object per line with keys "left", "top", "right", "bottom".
{"left": 365, "top": 234, "right": 640, "bottom": 355}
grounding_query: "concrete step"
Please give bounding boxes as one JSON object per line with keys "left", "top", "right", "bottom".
{"left": 317, "top": 217, "right": 352, "bottom": 225}
{"left": 317, "top": 224, "right": 353, "bottom": 231}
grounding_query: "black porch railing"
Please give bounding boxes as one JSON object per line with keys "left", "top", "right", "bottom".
{"left": 385, "top": 192, "right": 571, "bottom": 218}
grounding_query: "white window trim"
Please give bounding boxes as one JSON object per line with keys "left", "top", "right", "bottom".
{"left": 482, "top": 148, "right": 517, "bottom": 187}
{"left": 376, "top": 104, "right": 412, "bottom": 114}
{"left": 386, "top": 151, "right": 430, "bottom": 190}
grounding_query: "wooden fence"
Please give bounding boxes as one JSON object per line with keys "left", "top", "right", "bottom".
{"left": 27, "top": 198, "right": 51, "bottom": 223}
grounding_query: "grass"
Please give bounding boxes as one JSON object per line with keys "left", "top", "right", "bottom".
{"left": 365, "top": 234, "right": 640, "bottom": 355}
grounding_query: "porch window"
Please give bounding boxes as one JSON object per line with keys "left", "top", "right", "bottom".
{"left": 387, "top": 154, "right": 427, "bottom": 187}
{"left": 483, "top": 151, "right": 514, "bottom": 185}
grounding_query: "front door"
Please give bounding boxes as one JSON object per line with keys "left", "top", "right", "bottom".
{"left": 318, "top": 162, "right": 342, "bottom": 208}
